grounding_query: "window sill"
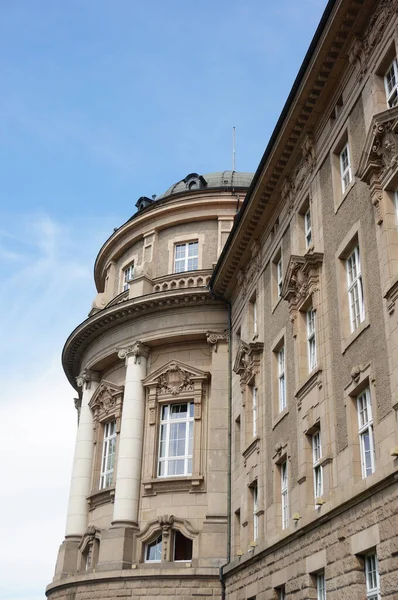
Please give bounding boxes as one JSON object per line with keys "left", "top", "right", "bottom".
{"left": 87, "top": 486, "right": 115, "bottom": 510}
{"left": 272, "top": 407, "right": 289, "bottom": 429}
{"left": 341, "top": 318, "right": 370, "bottom": 354}
{"left": 142, "top": 476, "right": 204, "bottom": 496}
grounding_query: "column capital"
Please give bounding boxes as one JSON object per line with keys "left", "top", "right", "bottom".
{"left": 206, "top": 330, "right": 229, "bottom": 353}
{"left": 118, "top": 341, "right": 150, "bottom": 364}
{"left": 76, "top": 368, "right": 100, "bottom": 389}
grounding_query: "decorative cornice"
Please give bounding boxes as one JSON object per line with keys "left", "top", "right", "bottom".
{"left": 206, "top": 330, "right": 229, "bottom": 352}
{"left": 357, "top": 107, "right": 398, "bottom": 185}
{"left": 233, "top": 340, "right": 264, "bottom": 392}
{"left": 118, "top": 341, "right": 150, "bottom": 364}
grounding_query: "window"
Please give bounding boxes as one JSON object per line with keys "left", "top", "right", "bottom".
{"left": 340, "top": 143, "right": 352, "bottom": 194}
{"left": 145, "top": 534, "right": 162, "bottom": 562}
{"left": 365, "top": 554, "right": 380, "bottom": 600}
{"left": 305, "top": 207, "right": 312, "bottom": 248}
{"left": 253, "top": 298, "right": 258, "bottom": 336}
{"left": 252, "top": 387, "right": 258, "bottom": 438}
{"left": 357, "top": 389, "right": 375, "bottom": 478}
{"left": 307, "top": 308, "right": 317, "bottom": 372}
{"left": 123, "top": 263, "right": 134, "bottom": 291}
{"left": 277, "top": 259, "right": 283, "bottom": 298}
{"left": 252, "top": 482, "right": 259, "bottom": 542}
{"left": 276, "top": 587, "right": 286, "bottom": 600}
{"left": 99, "top": 420, "right": 116, "bottom": 489}
{"left": 85, "top": 545, "right": 93, "bottom": 571}
{"left": 384, "top": 58, "right": 398, "bottom": 108}
{"left": 174, "top": 531, "right": 193, "bottom": 561}
{"left": 346, "top": 245, "right": 365, "bottom": 332}
{"left": 281, "top": 461, "right": 289, "bottom": 530}
{"left": 158, "top": 403, "right": 194, "bottom": 477}
{"left": 395, "top": 191, "right": 398, "bottom": 224}
{"left": 278, "top": 346, "right": 286, "bottom": 412}
{"left": 317, "top": 572, "right": 326, "bottom": 600}
{"left": 174, "top": 241, "right": 199, "bottom": 273}
{"left": 312, "top": 431, "right": 323, "bottom": 501}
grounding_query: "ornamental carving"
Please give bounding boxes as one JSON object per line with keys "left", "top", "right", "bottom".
{"left": 363, "top": 0, "right": 397, "bottom": 63}
{"left": 156, "top": 363, "right": 194, "bottom": 396}
{"left": 89, "top": 380, "right": 124, "bottom": 437}
{"left": 118, "top": 341, "right": 150, "bottom": 364}
{"left": 206, "top": 330, "right": 229, "bottom": 352}
{"left": 237, "top": 241, "right": 261, "bottom": 300}
{"left": 76, "top": 368, "right": 100, "bottom": 389}
{"left": 233, "top": 340, "right": 264, "bottom": 395}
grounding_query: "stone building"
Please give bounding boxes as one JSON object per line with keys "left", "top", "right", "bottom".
{"left": 47, "top": 0, "right": 398, "bottom": 599}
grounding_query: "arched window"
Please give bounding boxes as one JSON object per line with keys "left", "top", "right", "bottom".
{"left": 174, "top": 531, "right": 192, "bottom": 561}
{"left": 145, "top": 534, "right": 162, "bottom": 562}
{"left": 144, "top": 529, "right": 193, "bottom": 563}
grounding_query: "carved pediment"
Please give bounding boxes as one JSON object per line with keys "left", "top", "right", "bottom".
{"left": 143, "top": 360, "right": 209, "bottom": 396}
{"left": 89, "top": 380, "right": 124, "bottom": 423}
{"left": 233, "top": 340, "right": 263, "bottom": 391}
{"left": 358, "top": 107, "right": 398, "bottom": 185}
{"left": 281, "top": 253, "right": 323, "bottom": 310}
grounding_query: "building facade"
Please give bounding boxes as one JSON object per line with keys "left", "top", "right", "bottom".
{"left": 47, "top": 1, "right": 398, "bottom": 599}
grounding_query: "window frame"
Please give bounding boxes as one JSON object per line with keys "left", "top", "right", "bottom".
{"left": 384, "top": 57, "right": 398, "bottom": 108}
{"left": 305, "top": 207, "right": 312, "bottom": 249}
{"left": 306, "top": 307, "right": 317, "bottom": 372}
{"left": 145, "top": 533, "right": 163, "bottom": 563}
{"left": 123, "top": 262, "right": 134, "bottom": 291}
{"left": 252, "top": 481, "right": 259, "bottom": 542}
{"left": 278, "top": 346, "right": 286, "bottom": 412}
{"left": 312, "top": 430, "right": 323, "bottom": 501}
{"left": 252, "top": 386, "right": 258, "bottom": 438}
{"left": 340, "top": 143, "right": 353, "bottom": 195}
{"left": 174, "top": 240, "right": 199, "bottom": 273}
{"left": 357, "top": 388, "right": 375, "bottom": 479}
{"left": 346, "top": 245, "right": 365, "bottom": 333}
{"left": 277, "top": 258, "right": 283, "bottom": 298}
{"left": 316, "top": 572, "right": 326, "bottom": 600}
{"left": 99, "top": 420, "right": 117, "bottom": 490}
{"left": 158, "top": 402, "right": 194, "bottom": 478}
{"left": 276, "top": 587, "right": 286, "bottom": 600}
{"left": 365, "top": 553, "right": 380, "bottom": 600}
{"left": 281, "top": 461, "right": 289, "bottom": 530}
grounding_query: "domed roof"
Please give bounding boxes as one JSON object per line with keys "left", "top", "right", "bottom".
{"left": 157, "top": 171, "right": 254, "bottom": 199}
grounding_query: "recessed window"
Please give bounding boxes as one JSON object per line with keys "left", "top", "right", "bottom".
{"left": 252, "top": 481, "right": 259, "bottom": 542}
{"left": 346, "top": 245, "right": 365, "bottom": 332}
{"left": 174, "top": 241, "right": 199, "bottom": 273}
{"left": 384, "top": 58, "right": 398, "bottom": 108}
{"left": 276, "top": 587, "right": 286, "bottom": 600}
{"left": 312, "top": 430, "right": 323, "bottom": 502}
{"left": 278, "top": 346, "right": 286, "bottom": 412}
{"left": 100, "top": 420, "right": 116, "bottom": 489}
{"left": 253, "top": 298, "right": 258, "bottom": 336}
{"left": 123, "top": 263, "right": 134, "bottom": 291}
{"left": 158, "top": 403, "right": 194, "bottom": 477}
{"left": 252, "top": 387, "right": 258, "bottom": 438}
{"left": 145, "top": 534, "right": 162, "bottom": 562}
{"left": 340, "top": 143, "right": 352, "bottom": 194}
{"left": 305, "top": 207, "right": 312, "bottom": 249}
{"left": 316, "top": 572, "right": 326, "bottom": 600}
{"left": 277, "top": 258, "right": 283, "bottom": 298}
{"left": 365, "top": 554, "right": 380, "bottom": 600}
{"left": 307, "top": 308, "right": 317, "bottom": 372}
{"left": 357, "top": 388, "right": 375, "bottom": 478}
{"left": 281, "top": 461, "right": 288, "bottom": 530}
{"left": 173, "top": 531, "right": 193, "bottom": 561}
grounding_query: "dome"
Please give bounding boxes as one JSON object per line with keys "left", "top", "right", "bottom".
{"left": 157, "top": 171, "right": 254, "bottom": 199}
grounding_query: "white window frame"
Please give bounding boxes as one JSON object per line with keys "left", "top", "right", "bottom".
{"left": 252, "top": 387, "right": 257, "bottom": 438}
{"left": 123, "top": 263, "right": 134, "bottom": 291}
{"left": 307, "top": 307, "right": 317, "bottom": 372}
{"left": 357, "top": 388, "right": 375, "bottom": 479}
{"left": 277, "top": 258, "right": 283, "bottom": 298}
{"left": 384, "top": 58, "right": 398, "bottom": 108}
{"left": 99, "top": 420, "right": 117, "bottom": 490}
{"left": 174, "top": 240, "right": 199, "bottom": 273}
{"left": 145, "top": 534, "right": 162, "bottom": 563}
{"left": 158, "top": 403, "right": 194, "bottom": 478}
{"left": 305, "top": 207, "right": 312, "bottom": 249}
{"left": 277, "top": 587, "right": 286, "bottom": 600}
{"left": 365, "top": 553, "right": 380, "bottom": 600}
{"left": 312, "top": 430, "right": 323, "bottom": 502}
{"left": 252, "top": 482, "right": 259, "bottom": 542}
{"left": 278, "top": 346, "right": 286, "bottom": 412}
{"left": 281, "top": 461, "right": 289, "bottom": 530}
{"left": 316, "top": 572, "right": 326, "bottom": 600}
{"left": 346, "top": 245, "right": 365, "bottom": 332}
{"left": 340, "top": 143, "right": 352, "bottom": 194}
{"left": 253, "top": 299, "right": 258, "bottom": 336}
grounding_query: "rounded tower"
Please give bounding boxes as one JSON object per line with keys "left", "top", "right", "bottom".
{"left": 47, "top": 171, "right": 253, "bottom": 600}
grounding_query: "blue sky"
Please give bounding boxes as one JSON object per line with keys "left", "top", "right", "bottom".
{"left": 0, "top": 2, "right": 327, "bottom": 599}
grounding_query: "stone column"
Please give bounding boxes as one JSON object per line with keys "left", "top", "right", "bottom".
{"left": 65, "top": 369, "right": 100, "bottom": 537}
{"left": 112, "top": 341, "right": 149, "bottom": 527}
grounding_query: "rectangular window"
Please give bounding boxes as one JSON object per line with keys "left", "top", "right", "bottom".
{"left": 174, "top": 241, "right": 199, "bottom": 273}
{"left": 346, "top": 245, "right": 365, "bottom": 332}
{"left": 277, "top": 259, "right": 283, "bottom": 298}
{"left": 340, "top": 143, "right": 352, "bottom": 194}
{"left": 252, "top": 387, "right": 257, "bottom": 438}
{"left": 123, "top": 263, "right": 134, "bottom": 291}
{"left": 158, "top": 403, "right": 194, "bottom": 477}
{"left": 305, "top": 207, "right": 312, "bottom": 248}
{"left": 252, "top": 482, "right": 259, "bottom": 542}
{"left": 317, "top": 572, "right": 326, "bottom": 600}
{"left": 365, "top": 554, "right": 380, "bottom": 600}
{"left": 307, "top": 308, "right": 317, "bottom": 372}
{"left": 276, "top": 586, "right": 286, "bottom": 600}
{"left": 385, "top": 58, "right": 398, "bottom": 108}
{"left": 395, "top": 191, "right": 398, "bottom": 224}
{"left": 281, "top": 461, "right": 289, "bottom": 530}
{"left": 312, "top": 430, "right": 323, "bottom": 501}
{"left": 100, "top": 420, "right": 117, "bottom": 489}
{"left": 357, "top": 389, "right": 375, "bottom": 478}
{"left": 253, "top": 299, "right": 258, "bottom": 336}
{"left": 278, "top": 346, "right": 286, "bottom": 412}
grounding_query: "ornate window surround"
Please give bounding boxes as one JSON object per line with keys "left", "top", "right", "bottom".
{"left": 136, "top": 514, "right": 199, "bottom": 565}
{"left": 142, "top": 360, "right": 210, "bottom": 495}
{"left": 87, "top": 380, "right": 124, "bottom": 510}
{"left": 78, "top": 525, "right": 101, "bottom": 572}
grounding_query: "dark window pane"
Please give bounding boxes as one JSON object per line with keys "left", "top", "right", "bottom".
{"left": 174, "top": 531, "right": 193, "bottom": 561}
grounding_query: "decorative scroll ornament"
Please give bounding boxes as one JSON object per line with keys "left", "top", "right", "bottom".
{"left": 89, "top": 380, "right": 124, "bottom": 436}
{"left": 206, "top": 330, "right": 229, "bottom": 352}
{"left": 237, "top": 241, "right": 261, "bottom": 300}
{"left": 118, "top": 341, "right": 150, "bottom": 364}
{"left": 233, "top": 340, "right": 264, "bottom": 394}
{"left": 76, "top": 368, "right": 100, "bottom": 389}
{"left": 156, "top": 362, "right": 194, "bottom": 396}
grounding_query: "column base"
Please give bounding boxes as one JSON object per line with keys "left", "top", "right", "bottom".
{"left": 96, "top": 525, "right": 138, "bottom": 571}
{"left": 53, "top": 536, "right": 80, "bottom": 580}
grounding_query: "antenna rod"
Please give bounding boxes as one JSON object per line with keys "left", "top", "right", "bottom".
{"left": 232, "top": 126, "right": 236, "bottom": 172}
